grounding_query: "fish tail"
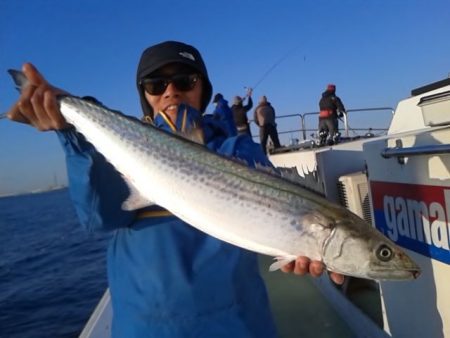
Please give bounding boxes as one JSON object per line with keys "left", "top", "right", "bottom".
{"left": 8, "top": 69, "right": 28, "bottom": 92}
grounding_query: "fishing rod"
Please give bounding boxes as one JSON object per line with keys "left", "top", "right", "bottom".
{"left": 245, "top": 44, "right": 302, "bottom": 92}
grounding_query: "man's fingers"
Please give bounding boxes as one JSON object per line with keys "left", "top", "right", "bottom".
{"left": 22, "top": 62, "right": 47, "bottom": 87}
{"left": 293, "top": 257, "right": 310, "bottom": 275}
{"left": 329, "top": 272, "right": 345, "bottom": 285}
{"left": 15, "top": 84, "right": 40, "bottom": 126}
{"left": 7, "top": 102, "right": 31, "bottom": 124}
{"left": 7, "top": 63, "right": 68, "bottom": 131}
{"left": 44, "top": 90, "right": 68, "bottom": 129}
{"left": 280, "top": 257, "right": 346, "bottom": 286}
{"left": 31, "top": 86, "right": 54, "bottom": 130}
{"left": 280, "top": 261, "right": 294, "bottom": 273}
{"left": 309, "top": 261, "right": 325, "bottom": 277}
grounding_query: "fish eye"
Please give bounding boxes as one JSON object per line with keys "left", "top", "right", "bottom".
{"left": 376, "top": 244, "right": 393, "bottom": 262}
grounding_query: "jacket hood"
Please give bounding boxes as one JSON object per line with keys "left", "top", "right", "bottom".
{"left": 322, "top": 90, "right": 334, "bottom": 98}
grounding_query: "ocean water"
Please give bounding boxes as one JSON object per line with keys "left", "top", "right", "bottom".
{"left": 0, "top": 188, "right": 111, "bottom": 338}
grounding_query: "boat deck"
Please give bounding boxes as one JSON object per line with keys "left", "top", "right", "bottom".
{"left": 80, "top": 255, "right": 384, "bottom": 338}
{"left": 259, "top": 255, "right": 382, "bottom": 338}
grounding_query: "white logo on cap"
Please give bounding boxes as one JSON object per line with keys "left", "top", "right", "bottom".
{"left": 179, "top": 51, "right": 195, "bottom": 61}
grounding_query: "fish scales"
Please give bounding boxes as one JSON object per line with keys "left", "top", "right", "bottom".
{"left": 59, "top": 97, "right": 336, "bottom": 258}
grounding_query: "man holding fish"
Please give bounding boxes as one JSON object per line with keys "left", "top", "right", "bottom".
{"left": 7, "top": 41, "right": 395, "bottom": 337}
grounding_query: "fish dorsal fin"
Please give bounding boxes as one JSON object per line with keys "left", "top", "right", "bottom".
{"left": 255, "top": 162, "right": 279, "bottom": 175}
{"left": 277, "top": 165, "right": 325, "bottom": 196}
{"left": 254, "top": 162, "right": 325, "bottom": 196}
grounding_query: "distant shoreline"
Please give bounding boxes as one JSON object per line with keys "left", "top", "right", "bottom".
{"left": 0, "top": 186, "right": 67, "bottom": 198}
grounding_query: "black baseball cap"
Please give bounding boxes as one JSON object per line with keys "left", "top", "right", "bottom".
{"left": 136, "top": 41, "right": 213, "bottom": 118}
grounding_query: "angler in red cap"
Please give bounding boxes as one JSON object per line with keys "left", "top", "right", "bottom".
{"left": 318, "top": 83, "right": 346, "bottom": 146}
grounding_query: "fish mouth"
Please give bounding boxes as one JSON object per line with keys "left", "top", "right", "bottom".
{"left": 368, "top": 268, "right": 421, "bottom": 280}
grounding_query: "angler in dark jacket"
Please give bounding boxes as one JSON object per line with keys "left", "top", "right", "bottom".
{"left": 318, "top": 84, "right": 346, "bottom": 146}
{"left": 231, "top": 87, "right": 253, "bottom": 136}
{"left": 254, "top": 95, "right": 281, "bottom": 154}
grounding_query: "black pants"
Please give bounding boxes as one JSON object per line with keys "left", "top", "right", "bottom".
{"left": 260, "top": 124, "right": 281, "bottom": 154}
{"left": 318, "top": 117, "right": 339, "bottom": 145}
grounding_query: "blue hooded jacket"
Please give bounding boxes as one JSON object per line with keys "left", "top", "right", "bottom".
{"left": 56, "top": 105, "right": 277, "bottom": 338}
{"left": 212, "top": 96, "right": 238, "bottom": 137}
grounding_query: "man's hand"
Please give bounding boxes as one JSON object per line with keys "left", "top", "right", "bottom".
{"left": 281, "top": 256, "right": 345, "bottom": 285}
{"left": 7, "top": 63, "right": 69, "bottom": 131}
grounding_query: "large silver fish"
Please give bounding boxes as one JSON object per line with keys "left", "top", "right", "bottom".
{"left": 9, "top": 69, "right": 420, "bottom": 281}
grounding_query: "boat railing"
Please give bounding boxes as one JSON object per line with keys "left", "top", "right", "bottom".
{"left": 259, "top": 113, "right": 305, "bottom": 142}
{"left": 301, "top": 107, "right": 394, "bottom": 140}
{"left": 381, "top": 142, "right": 450, "bottom": 165}
{"left": 252, "top": 107, "right": 394, "bottom": 144}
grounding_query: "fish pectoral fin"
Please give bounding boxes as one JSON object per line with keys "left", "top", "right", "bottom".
{"left": 268, "top": 256, "right": 297, "bottom": 272}
{"left": 122, "top": 194, "right": 154, "bottom": 211}
{"left": 121, "top": 178, "right": 154, "bottom": 211}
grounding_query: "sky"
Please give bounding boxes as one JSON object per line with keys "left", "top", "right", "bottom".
{"left": 0, "top": 0, "right": 449, "bottom": 196}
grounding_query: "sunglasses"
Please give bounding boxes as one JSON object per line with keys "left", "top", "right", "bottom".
{"left": 140, "top": 73, "right": 200, "bottom": 95}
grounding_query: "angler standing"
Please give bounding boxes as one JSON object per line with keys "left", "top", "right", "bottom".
{"left": 231, "top": 87, "right": 253, "bottom": 136}
{"left": 254, "top": 95, "right": 281, "bottom": 154}
{"left": 7, "top": 41, "right": 343, "bottom": 337}
{"left": 318, "top": 83, "right": 346, "bottom": 146}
